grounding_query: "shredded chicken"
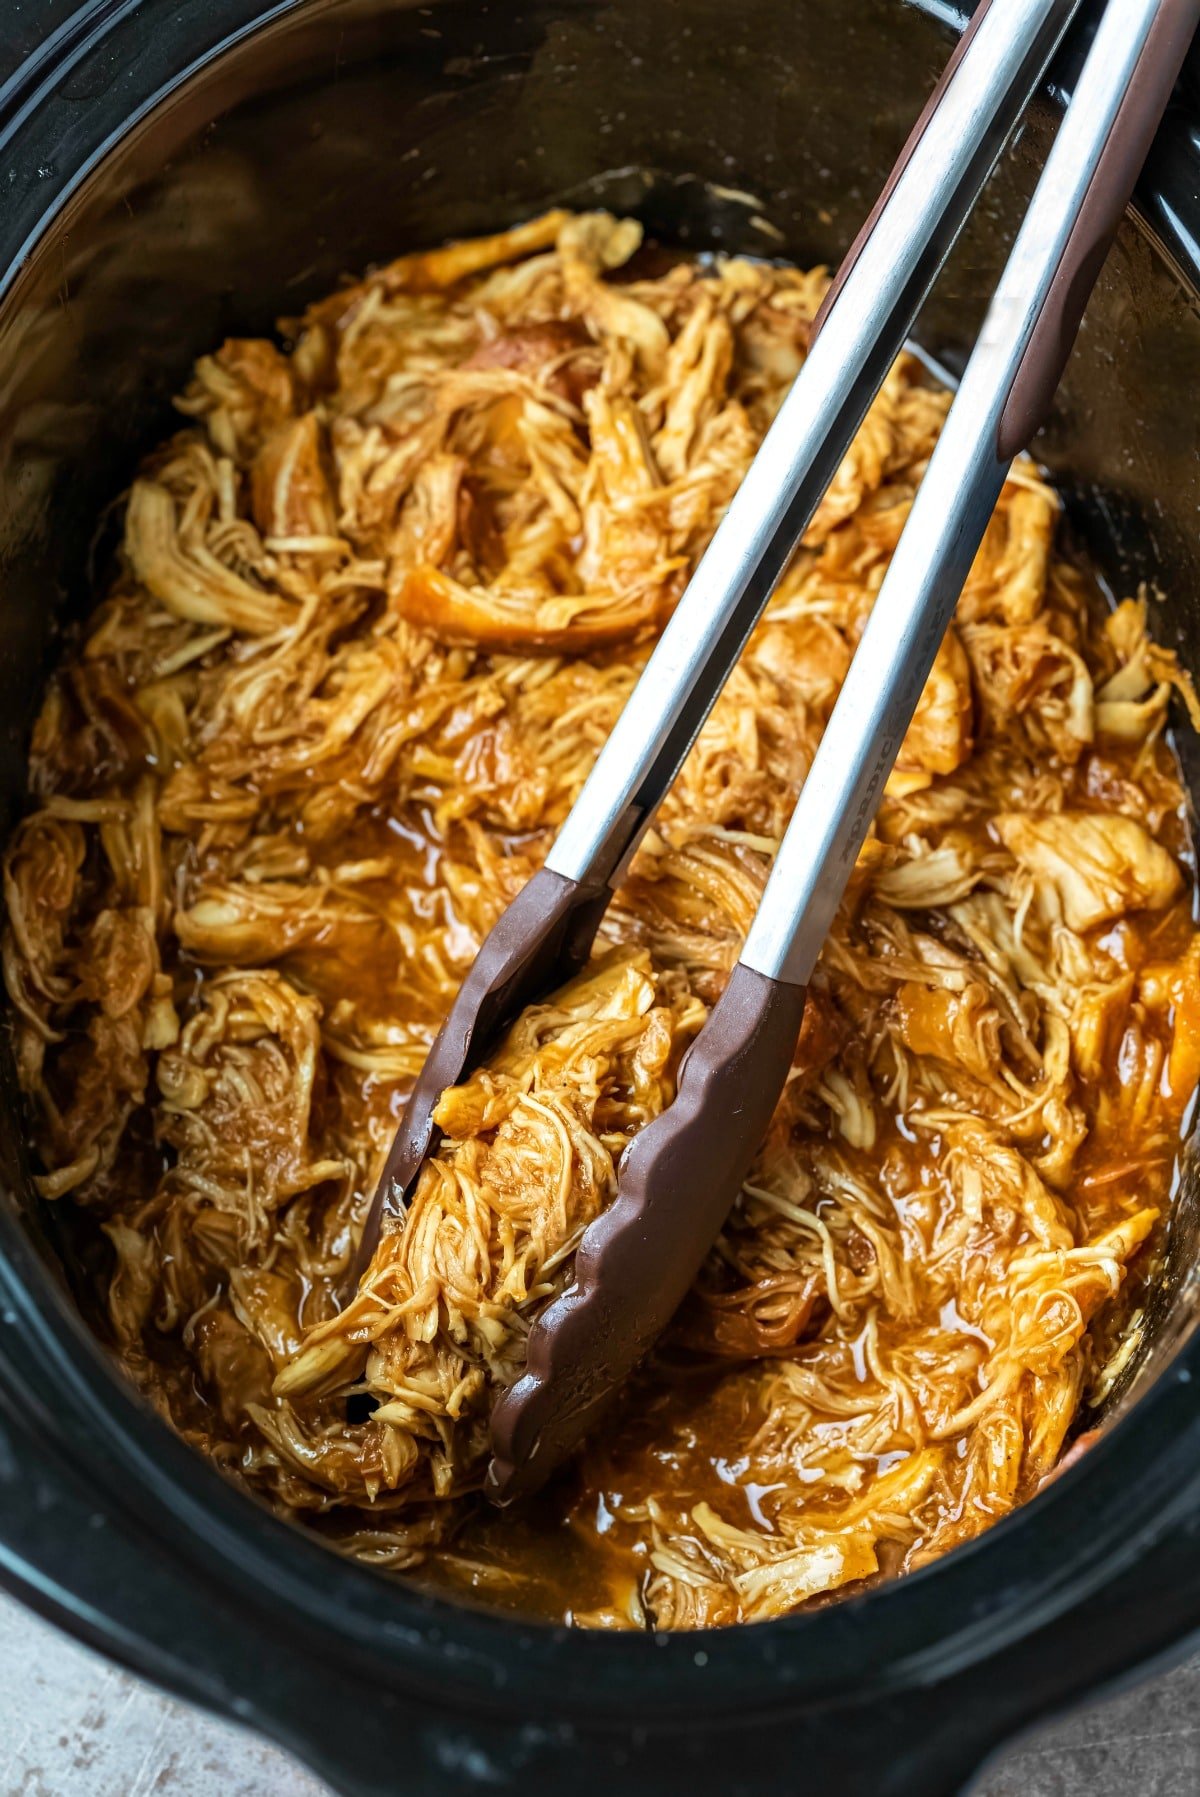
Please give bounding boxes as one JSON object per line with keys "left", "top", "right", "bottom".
{"left": 5, "top": 211, "right": 1199, "bottom": 1626}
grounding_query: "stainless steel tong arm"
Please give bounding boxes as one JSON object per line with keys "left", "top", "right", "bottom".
{"left": 742, "top": 0, "right": 1196, "bottom": 987}
{"left": 546, "top": 0, "right": 1083, "bottom": 892}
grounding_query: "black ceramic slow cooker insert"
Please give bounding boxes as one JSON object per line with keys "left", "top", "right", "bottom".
{"left": 2, "top": 3, "right": 1200, "bottom": 1793}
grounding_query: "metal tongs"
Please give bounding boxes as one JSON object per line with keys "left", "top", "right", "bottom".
{"left": 353, "top": 0, "right": 1198, "bottom": 1501}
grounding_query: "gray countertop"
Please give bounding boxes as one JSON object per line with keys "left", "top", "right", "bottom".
{"left": 0, "top": 1590, "right": 1196, "bottom": 1796}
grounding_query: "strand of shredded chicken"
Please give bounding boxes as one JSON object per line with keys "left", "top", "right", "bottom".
{"left": 6, "top": 210, "right": 1200, "bottom": 1628}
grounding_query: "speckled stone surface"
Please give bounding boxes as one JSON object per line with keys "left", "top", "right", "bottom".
{"left": 0, "top": 1590, "right": 1196, "bottom": 1795}
{"left": 974, "top": 1653, "right": 1200, "bottom": 1797}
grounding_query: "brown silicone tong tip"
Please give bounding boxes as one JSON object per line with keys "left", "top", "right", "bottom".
{"left": 487, "top": 963, "right": 808, "bottom": 1504}
{"left": 347, "top": 866, "right": 609, "bottom": 1289}
{"left": 997, "top": 0, "right": 1199, "bottom": 461}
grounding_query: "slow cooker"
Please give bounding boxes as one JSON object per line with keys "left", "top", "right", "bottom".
{"left": 3, "top": 2, "right": 1200, "bottom": 1792}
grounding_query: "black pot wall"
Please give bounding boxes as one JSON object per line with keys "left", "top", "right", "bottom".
{"left": 3, "top": 4, "right": 1200, "bottom": 1794}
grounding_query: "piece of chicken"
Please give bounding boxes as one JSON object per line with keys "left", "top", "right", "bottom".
{"left": 995, "top": 810, "right": 1182, "bottom": 932}
{"left": 250, "top": 413, "right": 340, "bottom": 544}
{"left": 889, "top": 627, "right": 975, "bottom": 794}
{"left": 275, "top": 949, "right": 705, "bottom": 1500}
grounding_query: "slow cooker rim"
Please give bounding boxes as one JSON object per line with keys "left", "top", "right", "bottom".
{"left": 2, "top": 0, "right": 1200, "bottom": 1737}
